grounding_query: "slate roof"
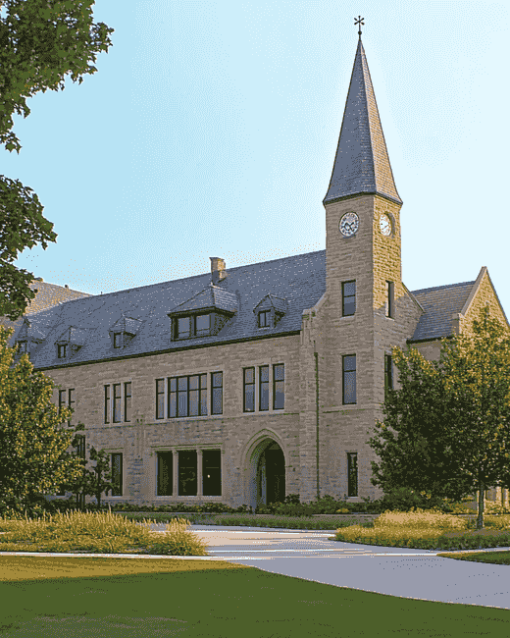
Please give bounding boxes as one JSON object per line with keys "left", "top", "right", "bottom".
{"left": 324, "top": 38, "right": 402, "bottom": 206}
{"left": 410, "top": 281, "right": 475, "bottom": 342}
{"left": 7, "top": 249, "right": 486, "bottom": 369}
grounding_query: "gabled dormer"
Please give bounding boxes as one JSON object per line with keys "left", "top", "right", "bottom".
{"left": 109, "top": 315, "right": 143, "bottom": 350}
{"left": 168, "top": 282, "right": 238, "bottom": 341}
{"left": 15, "top": 318, "right": 46, "bottom": 359}
{"left": 55, "top": 326, "right": 88, "bottom": 360}
{"left": 253, "top": 294, "right": 288, "bottom": 329}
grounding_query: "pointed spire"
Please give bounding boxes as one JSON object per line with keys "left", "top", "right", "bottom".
{"left": 324, "top": 38, "right": 402, "bottom": 206}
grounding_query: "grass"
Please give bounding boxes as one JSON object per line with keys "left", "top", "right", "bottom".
{"left": 0, "top": 555, "right": 510, "bottom": 637}
{"left": 1, "top": 509, "right": 510, "bottom": 635}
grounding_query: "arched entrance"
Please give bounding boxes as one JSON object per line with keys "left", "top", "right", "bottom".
{"left": 245, "top": 438, "right": 286, "bottom": 510}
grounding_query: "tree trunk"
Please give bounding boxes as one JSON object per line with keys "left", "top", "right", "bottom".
{"left": 477, "top": 483, "right": 485, "bottom": 530}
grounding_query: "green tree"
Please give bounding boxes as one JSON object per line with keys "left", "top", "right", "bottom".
{"left": 368, "top": 305, "right": 510, "bottom": 529}
{"left": 0, "top": 325, "right": 84, "bottom": 513}
{"left": 0, "top": 0, "right": 114, "bottom": 320}
{"left": 84, "top": 446, "right": 115, "bottom": 511}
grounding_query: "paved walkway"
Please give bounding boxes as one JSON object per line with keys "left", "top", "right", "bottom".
{"left": 2, "top": 524, "right": 510, "bottom": 611}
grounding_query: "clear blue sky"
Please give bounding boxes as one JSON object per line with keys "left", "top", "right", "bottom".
{"left": 5, "top": 0, "right": 510, "bottom": 319}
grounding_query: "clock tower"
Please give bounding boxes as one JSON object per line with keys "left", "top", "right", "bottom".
{"left": 310, "top": 32, "right": 420, "bottom": 502}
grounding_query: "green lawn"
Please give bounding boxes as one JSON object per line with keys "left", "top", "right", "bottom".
{"left": 0, "top": 556, "right": 509, "bottom": 637}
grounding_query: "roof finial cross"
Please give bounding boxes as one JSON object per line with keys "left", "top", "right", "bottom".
{"left": 354, "top": 15, "right": 364, "bottom": 39}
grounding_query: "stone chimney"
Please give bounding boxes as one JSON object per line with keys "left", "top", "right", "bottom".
{"left": 210, "top": 257, "right": 227, "bottom": 285}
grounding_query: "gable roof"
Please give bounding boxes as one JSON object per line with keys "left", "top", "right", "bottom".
{"left": 6, "top": 251, "right": 500, "bottom": 368}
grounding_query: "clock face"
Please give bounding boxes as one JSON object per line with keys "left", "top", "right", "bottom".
{"left": 339, "top": 212, "right": 359, "bottom": 237}
{"left": 379, "top": 214, "right": 391, "bottom": 236}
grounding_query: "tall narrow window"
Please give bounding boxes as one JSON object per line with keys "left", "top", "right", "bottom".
{"left": 113, "top": 384, "right": 121, "bottom": 423}
{"left": 347, "top": 452, "right": 358, "bottom": 497}
{"left": 200, "top": 374, "right": 207, "bottom": 415}
{"left": 243, "top": 368, "right": 255, "bottom": 412}
{"left": 259, "top": 365, "right": 269, "bottom": 411}
{"left": 67, "top": 389, "right": 75, "bottom": 426}
{"left": 75, "top": 434, "right": 86, "bottom": 459}
{"left": 258, "top": 311, "right": 270, "bottom": 328}
{"left": 188, "top": 374, "right": 208, "bottom": 416}
{"left": 203, "top": 450, "right": 221, "bottom": 496}
{"left": 104, "top": 385, "right": 110, "bottom": 423}
{"left": 178, "top": 377, "right": 188, "bottom": 417}
{"left": 273, "top": 364, "right": 285, "bottom": 410}
{"left": 211, "top": 372, "right": 223, "bottom": 415}
{"left": 156, "top": 379, "right": 165, "bottom": 419}
{"left": 387, "top": 281, "right": 394, "bottom": 318}
{"left": 157, "top": 451, "right": 173, "bottom": 496}
{"left": 343, "top": 355, "right": 357, "bottom": 405}
{"left": 113, "top": 333, "right": 122, "bottom": 348}
{"left": 384, "top": 354, "right": 393, "bottom": 397}
{"left": 342, "top": 281, "right": 356, "bottom": 317}
{"left": 169, "top": 378, "right": 177, "bottom": 418}
{"left": 178, "top": 450, "right": 197, "bottom": 496}
{"left": 110, "top": 453, "right": 123, "bottom": 496}
{"left": 59, "top": 389, "right": 66, "bottom": 417}
{"left": 124, "top": 382, "right": 132, "bottom": 422}
{"left": 58, "top": 344, "right": 67, "bottom": 359}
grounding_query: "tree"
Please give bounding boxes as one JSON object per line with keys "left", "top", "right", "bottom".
{"left": 0, "top": 0, "right": 114, "bottom": 320}
{"left": 368, "top": 305, "right": 510, "bottom": 529}
{"left": 0, "top": 325, "right": 84, "bottom": 512}
{"left": 82, "top": 447, "right": 115, "bottom": 511}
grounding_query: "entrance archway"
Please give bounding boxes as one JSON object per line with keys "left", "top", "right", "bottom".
{"left": 245, "top": 438, "right": 285, "bottom": 510}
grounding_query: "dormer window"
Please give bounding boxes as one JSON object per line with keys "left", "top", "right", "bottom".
{"left": 18, "top": 341, "right": 27, "bottom": 354}
{"left": 258, "top": 311, "right": 270, "bottom": 328}
{"left": 174, "top": 314, "right": 211, "bottom": 340}
{"left": 113, "top": 332, "right": 122, "bottom": 348}
{"left": 58, "top": 344, "right": 67, "bottom": 359}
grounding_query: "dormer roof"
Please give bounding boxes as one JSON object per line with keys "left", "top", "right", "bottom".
{"left": 109, "top": 315, "right": 143, "bottom": 337}
{"left": 168, "top": 283, "right": 238, "bottom": 317}
{"left": 253, "top": 294, "right": 289, "bottom": 315}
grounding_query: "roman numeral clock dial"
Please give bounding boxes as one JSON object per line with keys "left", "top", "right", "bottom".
{"left": 339, "top": 212, "right": 359, "bottom": 237}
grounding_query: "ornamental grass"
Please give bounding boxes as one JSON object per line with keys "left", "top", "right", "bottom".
{"left": 0, "top": 510, "right": 209, "bottom": 556}
{"left": 334, "top": 508, "right": 510, "bottom": 551}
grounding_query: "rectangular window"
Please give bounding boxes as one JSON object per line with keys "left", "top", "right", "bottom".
{"left": 113, "top": 384, "right": 121, "bottom": 423}
{"left": 58, "top": 344, "right": 67, "bottom": 358}
{"left": 124, "top": 382, "right": 132, "bottom": 422}
{"left": 157, "top": 451, "right": 173, "bottom": 496}
{"left": 195, "top": 314, "right": 210, "bottom": 336}
{"left": 18, "top": 341, "right": 27, "bottom": 353}
{"left": 273, "top": 364, "right": 285, "bottom": 410}
{"left": 68, "top": 388, "right": 75, "bottom": 426}
{"left": 177, "top": 317, "right": 191, "bottom": 338}
{"left": 104, "top": 385, "right": 110, "bottom": 423}
{"left": 188, "top": 374, "right": 207, "bottom": 416}
{"left": 259, "top": 365, "right": 269, "bottom": 411}
{"left": 156, "top": 379, "right": 165, "bottom": 419}
{"left": 343, "top": 355, "right": 356, "bottom": 405}
{"left": 113, "top": 333, "right": 122, "bottom": 348}
{"left": 384, "top": 354, "right": 393, "bottom": 396}
{"left": 347, "top": 452, "right": 358, "bottom": 497}
{"left": 178, "top": 450, "right": 197, "bottom": 496}
{"left": 342, "top": 281, "right": 356, "bottom": 317}
{"left": 258, "top": 311, "right": 269, "bottom": 327}
{"left": 203, "top": 450, "right": 221, "bottom": 496}
{"left": 110, "top": 453, "right": 123, "bottom": 496}
{"left": 169, "top": 378, "right": 177, "bottom": 418}
{"left": 211, "top": 372, "right": 223, "bottom": 415}
{"left": 243, "top": 367, "right": 255, "bottom": 412}
{"left": 178, "top": 377, "right": 188, "bottom": 417}
{"left": 59, "top": 389, "right": 66, "bottom": 416}
{"left": 387, "top": 281, "right": 394, "bottom": 318}
{"left": 75, "top": 434, "right": 86, "bottom": 459}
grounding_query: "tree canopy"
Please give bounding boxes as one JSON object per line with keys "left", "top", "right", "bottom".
{"left": 368, "top": 305, "right": 510, "bottom": 528}
{"left": 0, "top": 0, "right": 113, "bottom": 321}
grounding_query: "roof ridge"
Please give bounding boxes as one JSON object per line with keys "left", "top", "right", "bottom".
{"left": 412, "top": 280, "right": 476, "bottom": 295}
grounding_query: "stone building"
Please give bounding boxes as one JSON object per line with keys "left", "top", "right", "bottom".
{"left": 7, "top": 36, "right": 510, "bottom": 510}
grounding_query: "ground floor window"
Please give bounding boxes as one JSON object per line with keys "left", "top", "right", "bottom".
{"left": 347, "top": 452, "right": 358, "bottom": 497}
{"left": 157, "top": 451, "right": 173, "bottom": 496}
{"left": 203, "top": 449, "right": 221, "bottom": 496}
{"left": 179, "top": 450, "right": 197, "bottom": 496}
{"left": 110, "top": 453, "right": 123, "bottom": 496}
